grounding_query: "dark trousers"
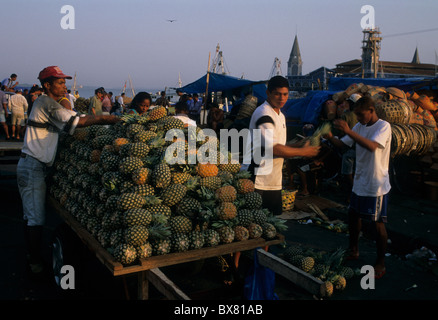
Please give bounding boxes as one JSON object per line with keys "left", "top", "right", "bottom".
{"left": 255, "top": 189, "right": 283, "bottom": 216}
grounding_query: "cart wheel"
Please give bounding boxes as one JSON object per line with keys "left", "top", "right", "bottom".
{"left": 51, "top": 223, "right": 86, "bottom": 287}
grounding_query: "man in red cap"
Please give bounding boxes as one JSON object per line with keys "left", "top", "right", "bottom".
{"left": 16, "top": 66, "right": 120, "bottom": 277}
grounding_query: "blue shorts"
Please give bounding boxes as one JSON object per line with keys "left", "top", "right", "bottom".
{"left": 17, "top": 155, "right": 48, "bottom": 226}
{"left": 349, "top": 192, "right": 388, "bottom": 223}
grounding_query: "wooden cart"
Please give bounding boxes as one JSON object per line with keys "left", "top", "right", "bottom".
{"left": 47, "top": 196, "right": 285, "bottom": 300}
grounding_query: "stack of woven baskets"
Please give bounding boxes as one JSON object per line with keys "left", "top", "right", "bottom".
{"left": 334, "top": 84, "right": 437, "bottom": 157}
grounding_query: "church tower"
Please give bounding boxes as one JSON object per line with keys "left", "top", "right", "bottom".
{"left": 412, "top": 47, "right": 420, "bottom": 64}
{"left": 287, "top": 35, "right": 302, "bottom": 76}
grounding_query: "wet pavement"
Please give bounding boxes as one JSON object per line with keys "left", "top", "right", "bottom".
{"left": 1, "top": 142, "right": 437, "bottom": 306}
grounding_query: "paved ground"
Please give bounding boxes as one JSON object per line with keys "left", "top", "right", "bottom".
{"left": 1, "top": 143, "right": 437, "bottom": 308}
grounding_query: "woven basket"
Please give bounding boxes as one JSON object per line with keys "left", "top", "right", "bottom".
{"left": 282, "top": 189, "right": 297, "bottom": 212}
{"left": 376, "top": 100, "right": 410, "bottom": 124}
{"left": 391, "top": 124, "right": 437, "bottom": 157}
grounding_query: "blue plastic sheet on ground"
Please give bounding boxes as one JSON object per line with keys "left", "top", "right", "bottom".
{"left": 243, "top": 249, "right": 278, "bottom": 300}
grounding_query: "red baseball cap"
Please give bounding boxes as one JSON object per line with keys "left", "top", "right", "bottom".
{"left": 38, "top": 66, "right": 72, "bottom": 80}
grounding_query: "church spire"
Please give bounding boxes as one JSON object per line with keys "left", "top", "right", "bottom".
{"left": 287, "top": 34, "right": 302, "bottom": 76}
{"left": 412, "top": 47, "right": 420, "bottom": 64}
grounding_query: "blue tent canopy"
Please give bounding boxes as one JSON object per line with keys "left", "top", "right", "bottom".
{"left": 282, "top": 76, "right": 438, "bottom": 129}
{"left": 328, "top": 76, "right": 437, "bottom": 92}
{"left": 177, "top": 72, "right": 268, "bottom": 105}
{"left": 282, "top": 90, "right": 336, "bottom": 127}
{"left": 179, "top": 72, "right": 260, "bottom": 94}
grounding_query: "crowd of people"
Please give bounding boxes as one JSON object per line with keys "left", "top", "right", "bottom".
{"left": 0, "top": 72, "right": 45, "bottom": 140}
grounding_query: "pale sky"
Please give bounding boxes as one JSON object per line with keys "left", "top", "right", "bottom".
{"left": 1, "top": 0, "right": 437, "bottom": 91}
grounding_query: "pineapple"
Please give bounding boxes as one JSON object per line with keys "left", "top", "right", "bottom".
{"left": 262, "top": 223, "right": 277, "bottom": 239}
{"left": 113, "top": 243, "right": 137, "bottom": 265}
{"left": 197, "top": 162, "right": 218, "bottom": 177}
{"left": 313, "top": 263, "right": 330, "bottom": 280}
{"left": 169, "top": 215, "right": 193, "bottom": 234}
{"left": 134, "top": 130, "right": 157, "bottom": 143}
{"left": 130, "top": 184, "right": 155, "bottom": 197}
{"left": 123, "top": 208, "right": 152, "bottom": 227}
{"left": 148, "top": 106, "right": 167, "bottom": 121}
{"left": 148, "top": 204, "right": 172, "bottom": 219}
{"left": 89, "top": 149, "right": 102, "bottom": 163}
{"left": 215, "top": 185, "right": 237, "bottom": 203}
{"left": 247, "top": 223, "right": 263, "bottom": 239}
{"left": 126, "top": 123, "right": 145, "bottom": 139}
{"left": 117, "top": 192, "right": 146, "bottom": 211}
{"left": 244, "top": 192, "right": 263, "bottom": 209}
{"left": 253, "top": 209, "right": 267, "bottom": 225}
{"left": 119, "top": 157, "right": 144, "bottom": 175}
{"left": 172, "top": 171, "right": 192, "bottom": 184}
{"left": 113, "top": 137, "right": 130, "bottom": 152}
{"left": 136, "top": 242, "right": 153, "bottom": 259}
{"left": 171, "top": 233, "right": 190, "bottom": 252}
{"left": 283, "top": 245, "right": 303, "bottom": 264}
{"left": 96, "top": 229, "right": 112, "bottom": 248}
{"left": 299, "top": 256, "right": 315, "bottom": 273}
{"left": 159, "top": 116, "right": 185, "bottom": 131}
{"left": 330, "top": 274, "right": 347, "bottom": 291}
{"left": 217, "top": 225, "right": 235, "bottom": 244}
{"left": 176, "top": 197, "right": 201, "bottom": 218}
{"left": 92, "top": 134, "right": 114, "bottom": 150}
{"left": 148, "top": 222, "right": 172, "bottom": 256}
{"left": 290, "top": 254, "right": 305, "bottom": 267}
{"left": 203, "top": 229, "right": 220, "bottom": 247}
{"left": 189, "top": 231, "right": 205, "bottom": 250}
{"left": 199, "top": 176, "right": 222, "bottom": 190}
{"left": 123, "top": 142, "right": 150, "bottom": 158}
{"left": 235, "top": 178, "right": 254, "bottom": 194}
{"left": 95, "top": 126, "right": 115, "bottom": 137}
{"left": 132, "top": 167, "right": 151, "bottom": 185}
{"left": 73, "top": 127, "right": 89, "bottom": 141}
{"left": 233, "top": 225, "right": 249, "bottom": 241}
{"left": 237, "top": 209, "right": 254, "bottom": 227}
{"left": 101, "top": 211, "right": 123, "bottom": 232}
{"left": 219, "top": 162, "right": 241, "bottom": 174}
{"left": 215, "top": 202, "right": 237, "bottom": 220}
{"left": 160, "top": 183, "right": 187, "bottom": 207}
{"left": 152, "top": 163, "right": 172, "bottom": 189}
{"left": 124, "top": 225, "right": 149, "bottom": 247}
{"left": 152, "top": 239, "right": 172, "bottom": 256}
{"left": 338, "top": 266, "right": 355, "bottom": 280}
{"left": 320, "top": 281, "right": 334, "bottom": 298}
{"left": 217, "top": 171, "right": 234, "bottom": 184}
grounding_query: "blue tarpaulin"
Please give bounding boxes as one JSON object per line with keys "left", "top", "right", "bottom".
{"left": 328, "top": 77, "right": 437, "bottom": 92}
{"left": 180, "top": 72, "right": 259, "bottom": 93}
{"left": 282, "top": 90, "right": 336, "bottom": 127}
{"left": 283, "top": 77, "right": 438, "bottom": 128}
{"left": 178, "top": 72, "right": 267, "bottom": 104}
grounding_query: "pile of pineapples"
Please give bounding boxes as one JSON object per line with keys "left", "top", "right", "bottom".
{"left": 48, "top": 106, "right": 286, "bottom": 266}
{"left": 282, "top": 245, "right": 358, "bottom": 297}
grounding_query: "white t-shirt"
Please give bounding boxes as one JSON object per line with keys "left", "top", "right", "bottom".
{"left": 22, "top": 95, "right": 80, "bottom": 166}
{"left": 9, "top": 94, "right": 28, "bottom": 114}
{"left": 174, "top": 114, "right": 196, "bottom": 127}
{"left": 341, "top": 119, "right": 392, "bottom": 197}
{"left": 246, "top": 101, "right": 287, "bottom": 190}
